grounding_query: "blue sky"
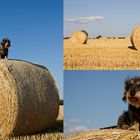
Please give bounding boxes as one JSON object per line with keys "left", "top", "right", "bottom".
{"left": 0, "top": 0, "right": 63, "bottom": 98}
{"left": 64, "top": 0, "right": 140, "bottom": 37}
{"left": 64, "top": 71, "right": 140, "bottom": 136}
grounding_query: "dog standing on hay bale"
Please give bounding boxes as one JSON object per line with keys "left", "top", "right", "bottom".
{"left": 0, "top": 38, "right": 11, "bottom": 59}
{"left": 118, "top": 77, "right": 140, "bottom": 131}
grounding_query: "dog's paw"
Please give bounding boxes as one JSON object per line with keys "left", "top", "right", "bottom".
{"left": 120, "top": 124, "right": 130, "bottom": 129}
{"left": 128, "top": 124, "right": 139, "bottom": 131}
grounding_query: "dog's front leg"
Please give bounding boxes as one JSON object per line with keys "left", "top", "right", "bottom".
{"left": 128, "top": 121, "right": 139, "bottom": 131}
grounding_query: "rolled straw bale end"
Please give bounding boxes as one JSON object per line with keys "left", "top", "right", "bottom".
{"left": 0, "top": 59, "right": 60, "bottom": 138}
{"left": 71, "top": 30, "right": 88, "bottom": 44}
{"left": 0, "top": 60, "right": 18, "bottom": 138}
{"left": 131, "top": 25, "right": 140, "bottom": 50}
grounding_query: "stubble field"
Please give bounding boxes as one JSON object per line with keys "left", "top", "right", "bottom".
{"left": 64, "top": 38, "right": 140, "bottom": 70}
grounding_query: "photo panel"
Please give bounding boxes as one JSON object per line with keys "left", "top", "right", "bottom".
{"left": 64, "top": 0, "right": 140, "bottom": 70}
{"left": 0, "top": 0, "right": 63, "bottom": 139}
{"left": 64, "top": 70, "right": 140, "bottom": 139}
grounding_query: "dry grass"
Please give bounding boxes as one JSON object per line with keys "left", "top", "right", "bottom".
{"left": 64, "top": 38, "right": 140, "bottom": 70}
{"left": 65, "top": 129, "right": 140, "bottom": 140}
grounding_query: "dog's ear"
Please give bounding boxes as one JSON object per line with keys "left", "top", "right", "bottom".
{"left": 122, "top": 78, "right": 132, "bottom": 102}
{"left": 124, "top": 78, "right": 134, "bottom": 91}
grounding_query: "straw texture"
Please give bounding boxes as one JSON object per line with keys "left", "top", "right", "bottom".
{"left": 131, "top": 25, "right": 140, "bottom": 49}
{"left": 0, "top": 60, "right": 59, "bottom": 138}
{"left": 71, "top": 31, "right": 88, "bottom": 44}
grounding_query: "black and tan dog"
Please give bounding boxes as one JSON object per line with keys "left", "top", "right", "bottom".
{"left": 0, "top": 38, "right": 11, "bottom": 59}
{"left": 118, "top": 77, "right": 140, "bottom": 131}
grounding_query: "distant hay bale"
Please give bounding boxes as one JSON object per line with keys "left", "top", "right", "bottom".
{"left": 71, "top": 30, "right": 88, "bottom": 44}
{"left": 0, "top": 60, "right": 59, "bottom": 138}
{"left": 131, "top": 25, "right": 140, "bottom": 49}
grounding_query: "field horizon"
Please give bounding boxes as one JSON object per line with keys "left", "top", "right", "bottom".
{"left": 64, "top": 37, "right": 140, "bottom": 70}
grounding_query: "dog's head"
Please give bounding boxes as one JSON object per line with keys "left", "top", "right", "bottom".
{"left": 123, "top": 77, "right": 140, "bottom": 108}
{"left": 1, "top": 38, "right": 11, "bottom": 48}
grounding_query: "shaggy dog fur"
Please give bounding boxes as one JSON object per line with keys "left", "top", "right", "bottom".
{"left": 0, "top": 38, "right": 11, "bottom": 59}
{"left": 117, "top": 77, "right": 140, "bottom": 131}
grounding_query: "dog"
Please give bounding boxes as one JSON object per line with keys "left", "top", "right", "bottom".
{"left": 0, "top": 38, "right": 11, "bottom": 59}
{"left": 117, "top": 77, "right": 140, "bottom": 131}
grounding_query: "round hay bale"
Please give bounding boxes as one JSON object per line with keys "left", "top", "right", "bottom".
{"left": 131, "top": 25, "right": 140, "bottom": 49}
{"left": 71, "top": 30, "right": 88, "bottom": 44}
{"left": 0, "top": 59, "right": 59, "bottom": 138}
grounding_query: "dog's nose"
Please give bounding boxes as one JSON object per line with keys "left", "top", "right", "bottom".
{"left": 130, "top": 88, "right": 135, "bottom": 96}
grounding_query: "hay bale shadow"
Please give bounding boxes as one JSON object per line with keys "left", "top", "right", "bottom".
{"left": 45, "top": 120, "right": 63, "bottom": 133}
{"left": 128, "top": 45, "right": 137, "bottom": 50}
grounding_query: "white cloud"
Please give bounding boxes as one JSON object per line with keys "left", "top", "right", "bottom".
{"left": 69, "top": 118, "right": 81, "bottom": 123}
{"left": 65, "top": 16, "right": 105, "bottom": 23}
{"left": 65, "top": 124, "right": 88, "bottom": 136}
{"left": 64, "top": 118, "right": 90, "bottom": 137}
